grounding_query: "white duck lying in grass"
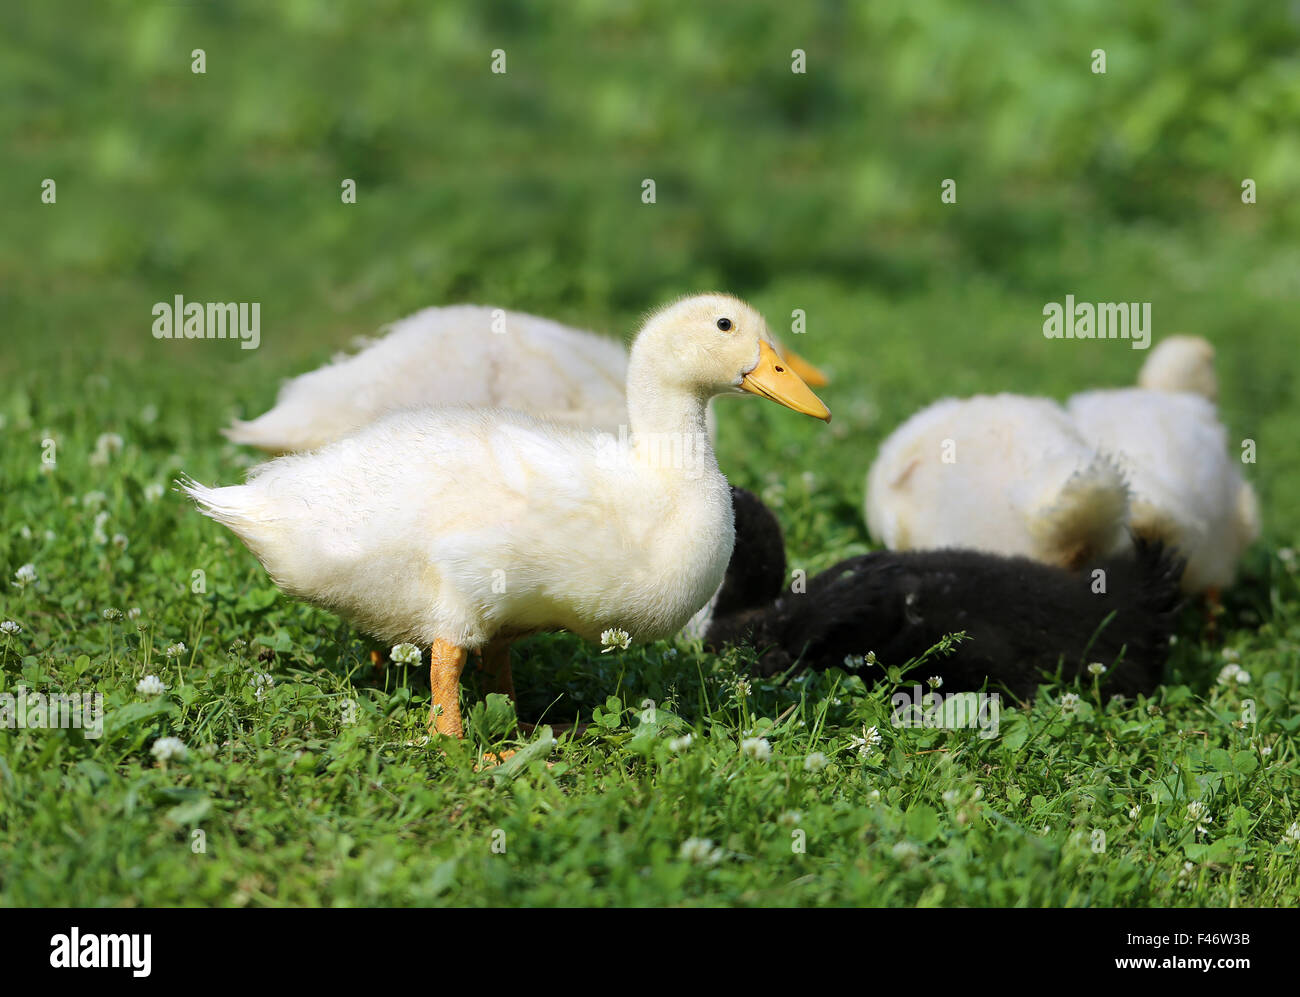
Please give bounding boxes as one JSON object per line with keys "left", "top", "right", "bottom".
{"left": 224, "top": 303, "right": 829, "bottom": 453}
{"left": 185, "top": 294, "right": 831, "bottom": 737}
{"left": 1067, "top": 335, "right": 1259, "bottom": 594}
{"left": 865, "top": 393, "right": 1130, "bottom": 569}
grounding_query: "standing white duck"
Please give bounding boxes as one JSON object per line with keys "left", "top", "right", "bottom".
{"left": 864, "top": 394, "right": 1130, "bottom": 568}
{"left": 1067, "top": 336, "right": 1258, "bottom": 594}
{"left": 223, "top": 303, "right": 829, "bottom": 453}
{"left": 185, "top": 295, "right": 831, "bottom": 737}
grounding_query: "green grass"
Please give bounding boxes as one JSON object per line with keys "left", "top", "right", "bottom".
{"left": 2, "top": 1, "right": 1299, "bottom": 906}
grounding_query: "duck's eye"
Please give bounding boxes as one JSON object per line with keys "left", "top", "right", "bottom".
{"left": 716, "top": 317, "right": 732, "bottom": 331}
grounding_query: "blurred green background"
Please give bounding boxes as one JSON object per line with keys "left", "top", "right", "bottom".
{"left": 2, "top": 0, "right": 1297, "bottom": 540}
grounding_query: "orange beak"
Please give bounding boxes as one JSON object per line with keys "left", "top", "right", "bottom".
{"left": 779, "top": 347, "right": 830, "bottom": 387}
{"left": 740, "top": 341, "right": 832, "bottom": 422}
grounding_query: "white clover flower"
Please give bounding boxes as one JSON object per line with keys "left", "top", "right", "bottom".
{"left": 144, "top": 482, "right": 165, "bottom": 503}
{"left": 600, "top": 628, "right": 631, "bottom": 653}
{"left": 891, "top": 841, "right": 920, "bottom": 867}
{"left": 668, "top": 734, "right": 694, "bottom": 752}
{"left": 867, "top": 788, "right": 881, "bottom": 803}
{"left": 13, "top": 563, "right": 37, "bottom": 586}
{"left": 1217, "top": 663, "right": 1250, "bottom": 686}
{"left": 1060, "top": 693, "right": 1080, "bottom": 715}
{"left": 1087, "top": 662, "right": 1106, "bottom": 676}
{"left": 942, "top": 789, "right": 960, "bottom": 805}
{"left": 843, "top": 654, "right": 863, "bottom": 669}
{"left": 19, "top": 525, "right": 31, "bottom": 540}
{"left": 864, "top": 650, "right": 878, "bottom": 666}
{"left": 95, "top": 433, "right": 124, "bottom": 455}
{"left": 803, "top": 751, "right": 829, "bottom": 772}
{"left": 102, "top": 607, "right": 123, "bottom": 621}
{"left": 43, "top": 530, "right": 55, "bottom": 542}
{"left": 1, "top": 620, "right": 19, "bottom": 635}
{"left": 740, "top": 737, "right": 771, "bottom": 761}
{"left": 679, "top": 837, "right": 724, "bottom": 865}
{"left": 136, "top": 675, "right": 167, "bottom": 697}
{"left": 82, "top": 491, "right": 107, "bottom": 508}
{"left": 849, "top": 724, "right": 882, "bottom": 757}
{"left": 1261, "top": 744, "right": 1273, "bottom": 757}
{"left": 251, "top": 672, "right": 274, "bottom": 701}
{"left": 92, "top": 511, "right": 110, "bottom": 545}
{"left": 733, "top": 677, "right": 752, "bottom": 698}
{"left": 111, "top": 533, "right": 128, "bottom": 550}
{"left": 1186, "top": 800, "right": 1213, "bottom": 836}
{"left": 1177, "top": 860, "right": 1196, "bottom": 887}
{"left": 1129, "top": 804, "right": 1141, "bottom": 821}
{"left": 1221, "top": 647, "right": 1241, "bottom": 663}
{"left": 927, "top": 675, "right": 943, "bottom": 689}
{"left": 390, "top": 642, "right": 421, "bottom": 665}
{"left": 127, "top": 607, "right": 141, "bottom": 620}
{"left": 150, "top": 736, "right": 187, "bottom": 763}
{"left": 777, "top": 810, "right": 801, "bottom": 828}
{"left": 164, "top": 641, "right": 187, "bottom": 658}
{"left": 1284, "top": 822, "right": 1300, "bottom": 845}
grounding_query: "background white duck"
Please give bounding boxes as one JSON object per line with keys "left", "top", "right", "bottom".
{"left": 864, "top": 393, "right": 1130, "bottom": 568}
{"left": 1067, "top": 336, "right": 1258, "bottom": 593}
{"left": 1137, "top": 333, "right": 1219, "bottom": 400}
{"left": 224, "top": 303, "right": 828, "bottom": 453}
{"left": 186, "top": 294, "right": 831, "bottom": 737}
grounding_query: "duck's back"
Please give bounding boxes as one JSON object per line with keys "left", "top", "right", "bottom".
{"left": 1067, "top": 387, "right": 1257, "bottom": 590}
{"left": 718, "top": 543, "right": 1181, "bottom": 699}
{"left": 225, "top": 305, "right": 631, "bottom": 452}
{"left": 865, "top": 394, "right": 1129, "bottom": 566}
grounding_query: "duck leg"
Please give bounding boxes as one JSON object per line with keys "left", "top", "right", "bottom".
{"left": 430, "top": 639, "right": 467, "bottom": 737}
{"left": 1204, "top": 587, "right": 1223, "bottom": 639}
{"left": 478, "top": 639, "right": 515, "bottom": 700}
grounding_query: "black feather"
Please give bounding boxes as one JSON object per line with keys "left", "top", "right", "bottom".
{"left": 707, "top": 491, "right": 1184, "bottom": 700}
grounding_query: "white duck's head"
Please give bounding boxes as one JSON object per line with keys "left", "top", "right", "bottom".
{"left": 1138, "top": 335, "right": 1218, "bottom": 401}
{"left": 628, "top": 294, "right": 831, "bottom": 423}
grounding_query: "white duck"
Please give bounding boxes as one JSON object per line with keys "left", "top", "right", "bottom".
{"left": 185, "top": 295, "right": 831, "bottom": 737}
{"left": 224, "top": 303, "right": 828, "bottom": 453}
{"left": 1136, "top": 334, "right": 1219, "bottom": 401}
{"left": 864, "top": 393, "right": 1130, "bottom": 568}
{"left": 1067, "top": 336, "right": 1258, "bottom": 594}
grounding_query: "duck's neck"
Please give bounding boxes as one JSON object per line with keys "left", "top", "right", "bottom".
{"left": 625, "top": 376, "right": 717, "bottom": 473}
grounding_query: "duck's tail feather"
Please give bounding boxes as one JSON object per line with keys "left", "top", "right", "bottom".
{"left": 177, "top": 474, "right": 272, "bottom": 547}
{"left": 1029, "top": 453, "right": 1131, "bottom": 568}
{"left": 220, "top": 412, "right": 299, "bottom": 454}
